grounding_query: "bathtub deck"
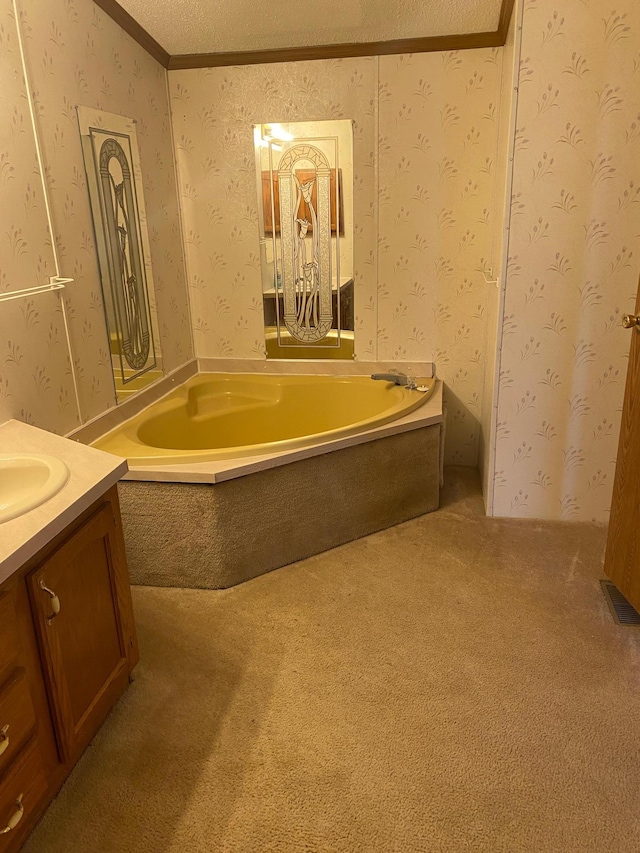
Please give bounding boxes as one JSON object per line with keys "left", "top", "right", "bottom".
{"left": 121, "top": 381, "right": 443, "bottom": 485}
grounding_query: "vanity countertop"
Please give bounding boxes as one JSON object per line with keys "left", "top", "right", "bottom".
{"left": 0, "top": 419, "right": 128, "bottom": 584}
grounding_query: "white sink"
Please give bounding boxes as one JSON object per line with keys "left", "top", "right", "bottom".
{"left": 0, "top": 454, "right": 69, "bottom": 524}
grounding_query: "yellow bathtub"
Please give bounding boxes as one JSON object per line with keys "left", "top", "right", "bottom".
{"left": 93, "top": 372, "right": 436, "bottom": 466}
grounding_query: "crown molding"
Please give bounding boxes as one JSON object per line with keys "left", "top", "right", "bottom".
{"left": 497, "top": 0, "right": 516, "bottom": 41}
{"left": 92, "top": 0, "right": 170, "bottom": 67}
{"left": 93, "top": 0, "right": 516, "bottom": 71}
{"left": 168, "top": 30, "right": 503, "bottom": 70}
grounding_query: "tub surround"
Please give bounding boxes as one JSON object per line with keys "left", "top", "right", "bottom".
{"left": 0, "top": 420, "right": 127, "bottom": 583}
{"left": 119, "top": 423, "right": 441, "bottom": 589}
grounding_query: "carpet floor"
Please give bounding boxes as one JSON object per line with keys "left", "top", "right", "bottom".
{"left": 23, "top": 467, "right": 640, "bottom": 853}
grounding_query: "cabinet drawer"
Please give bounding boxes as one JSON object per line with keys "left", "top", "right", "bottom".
{"left": 0, "top": 670, "right": 37, "bottom": 781}
{"left": 0, "top": 744, "right": 47, "bottom": 852}
{"left": 0, "top": 595, "right": 21, "bottom": 682}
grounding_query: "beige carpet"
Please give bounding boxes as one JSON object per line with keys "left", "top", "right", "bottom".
{"left": 24, "top": 468, "right": 640, "bottom": 853}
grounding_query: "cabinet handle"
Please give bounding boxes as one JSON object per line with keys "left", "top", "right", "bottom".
{"left": 0, "top": 795, "right": 24, "bottom": 834}
{"left": 0, "top": 725, "right": 8, "bottom": 757}
{"left": 40, "top": 580, "right": 61, "bottom": 624}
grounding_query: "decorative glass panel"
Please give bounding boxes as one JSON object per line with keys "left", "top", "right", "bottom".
{"left": 77, "top": 108, "right": 162, "bottom": 401}
{"left": 254, "top": 121, "right": 354, "bottom": 360}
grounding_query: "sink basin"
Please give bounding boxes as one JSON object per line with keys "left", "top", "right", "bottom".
{"left": 0, "top": 454, "right": 69, "bottom": 524}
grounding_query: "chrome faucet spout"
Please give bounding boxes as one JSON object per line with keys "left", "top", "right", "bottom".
{"left": 370, "top": 372, "right": 417, "bottom": 390}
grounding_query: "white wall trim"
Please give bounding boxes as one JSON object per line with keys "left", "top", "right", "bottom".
{"left": 485, "top": 0, "right": 523, "bottom": 516}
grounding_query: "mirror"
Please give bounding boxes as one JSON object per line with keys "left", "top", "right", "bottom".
{"left": 254, "top": 120, "right": 354, "bottom": 360}
{"left": 77, "top": 107, "right": 162, "bottom": 401}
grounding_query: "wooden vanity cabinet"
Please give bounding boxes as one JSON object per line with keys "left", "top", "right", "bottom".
{"left": 27, "top": 499, "right": 137, "bottom": 764}
{"left": 0, "top": 485, "right": 137, "bottom": 852}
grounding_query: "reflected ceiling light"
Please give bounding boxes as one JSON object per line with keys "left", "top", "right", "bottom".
{"left": 260, "top": 123, "right": 293, "bottom": 147}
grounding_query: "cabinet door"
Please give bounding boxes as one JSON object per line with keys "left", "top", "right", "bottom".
{"left": 27, "top": 504, "right": 132, "bottom": 762}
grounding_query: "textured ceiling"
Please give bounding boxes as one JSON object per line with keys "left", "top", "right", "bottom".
{"left": 117, "top": 0, "right": 502, "bottom": 56}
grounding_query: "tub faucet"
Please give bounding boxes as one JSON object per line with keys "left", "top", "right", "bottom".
{"left": 370, "top": 372, "right": 418, "bottom": 391}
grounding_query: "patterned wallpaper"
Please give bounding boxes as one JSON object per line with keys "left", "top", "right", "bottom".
{"left": 376, "top": 50, "right": 503, "bottom": 463}
{"left": 0, "top": 0, "right": 193, "bottom": 433}
{"left": 169, "top": 60, "right": 379, "bottom": 363}
{"left": 479, "top": 7, "right": 517, "bottom": 504}
{"left": 0, "top": 289, "right": 78, "bottom": 433}
{"left": 0, "top": 0, "right": 76, "bottom": 434}
{"left": 170, "top": 50, "right": 506, "bottom": 463}
{"left": 0, "top": 0, "right": 56, "bottom": 292}
{"left": 492, "top": 0, "right": 640, "bottom": 521}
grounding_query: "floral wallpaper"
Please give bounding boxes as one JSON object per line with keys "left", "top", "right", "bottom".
{"left": 377, "top": 49, "right": 504, "bottom": 463}
{"left": 0, "top": 0, "right": 77, "bottom": 433}
{"left": 492, "top": 0, "right": 640, "bottom": 521}
{"left": 0, "top": 0, "right": 56, "bottom": 293}
{"left": 0, "top": 0, "right": 193, "bottom": 433}
{"left": 169, "top": 59, "right": 379, "bottom": 363}
{"left": 0, "top": 290, "right": 78, "bottom": 433}
{"left": 480, "top": 6, "right": 518, "bottom": 504}
{"left": 170, "top": 51, "right": 506, "bottom": 463}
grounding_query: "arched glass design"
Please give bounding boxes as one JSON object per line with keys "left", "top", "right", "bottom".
{"left": 255, "top": 120, "right": 354, "bottom": 360}
{"left": 99, "top": 137, "right": 152, "bottom": 370}
{"left": 277, "top": 144, "right": 334, "bottom": 343}
{"left": 78, "top": 107, "right": 161, "bottom": 402}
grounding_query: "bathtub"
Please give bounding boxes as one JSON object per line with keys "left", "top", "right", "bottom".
{"left": 93, "top": 372, "right": 436, "bottom": 466}
{"left": 93, "top": 371, "right": 443, "bottom": 589}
